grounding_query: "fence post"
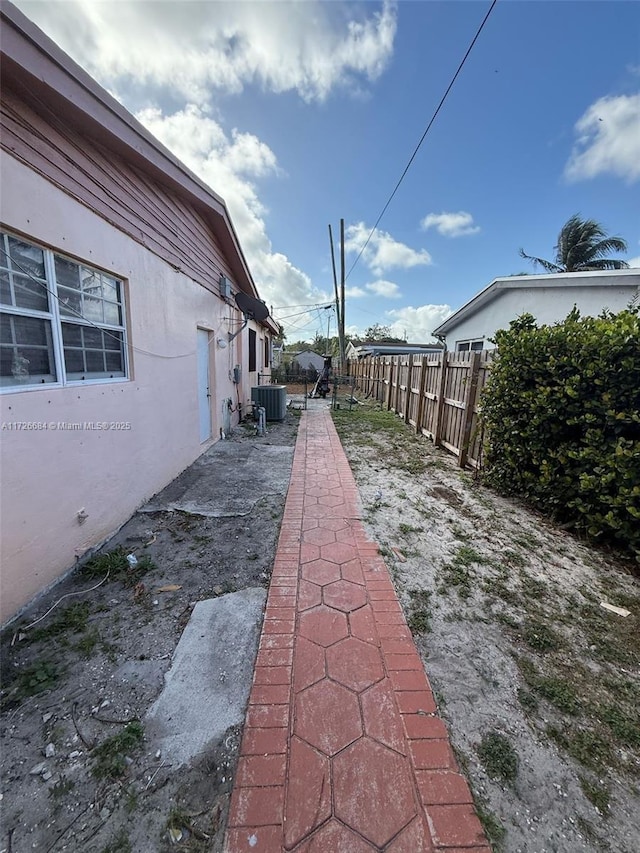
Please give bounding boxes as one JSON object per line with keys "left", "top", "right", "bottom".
{"left": 386, "top": 358, "right": 394, "bottom": 410}
{"left": 459, "top": 351, "right": 481, "bottom": 468}
{"left": 403, "top": 358, "right": 412, "bottom": 424}
{"left": 414, "top": 356, "right": 428, "bottom": 434}
{"left": 433, "top": 351, "right": 448, "bottom": 446}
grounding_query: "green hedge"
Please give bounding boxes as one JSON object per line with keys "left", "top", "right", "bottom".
{"left": 481, "top": 307, "right": 640, "bottom": 560}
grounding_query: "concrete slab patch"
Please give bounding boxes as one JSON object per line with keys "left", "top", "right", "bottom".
{"left": 141, "top": 443, "right": 294, "bottom": 517}
{"left": 145, "top": 587, "right": 267, "bottom": 767}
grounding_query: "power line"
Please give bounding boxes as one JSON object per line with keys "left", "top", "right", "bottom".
{"left": 272, "top": 301, "right": 333, "bottom": 311}
{"left": 345, "top": 0, "right": 498, "bottom": 282}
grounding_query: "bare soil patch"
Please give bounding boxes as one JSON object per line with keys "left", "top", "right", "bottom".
{"left": 0, "top": 414, "right": 299, "bottom": 853}
{"left": 333, "top": 400, "right": 639, "bottom": 853}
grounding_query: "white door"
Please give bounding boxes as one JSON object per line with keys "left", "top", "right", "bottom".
{"left": 197, "top": 329, "right": 212, "bottom": 442}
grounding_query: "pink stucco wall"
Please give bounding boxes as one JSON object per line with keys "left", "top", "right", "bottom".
{"left": 0, "top": 153, "right": 256, "bottom": 623}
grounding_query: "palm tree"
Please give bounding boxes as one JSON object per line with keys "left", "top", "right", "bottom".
{"left": 519, "top": 214, "right": 629, "bottom": 273}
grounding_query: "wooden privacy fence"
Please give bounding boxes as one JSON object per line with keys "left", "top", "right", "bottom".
{"left": 349, "top": 351, "right": 493, "bottom": 468}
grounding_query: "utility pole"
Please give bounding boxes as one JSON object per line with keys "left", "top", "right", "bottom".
{"left": 340, "top": 218, "right": 346, "bottom": 369}
{"left": 328, "top": 224, "right": 341, "bottom": 345}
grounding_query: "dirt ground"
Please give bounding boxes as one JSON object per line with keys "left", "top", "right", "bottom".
{"left": 2, "top": 399, "right": 638, "bottom": 853}
{"left": 0, "top": 413, "right": 299, "bottom": 853}
{"left": 332, "top": 400, "right": 639, "bottom": 853}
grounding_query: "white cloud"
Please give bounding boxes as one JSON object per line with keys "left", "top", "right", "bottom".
{"left": 421, "top": 211, "right": 480, "bottom": 238}
{"left": 345, "top": 286, "right": 368, "bottom": 298}
{"left": 136, "top": 105, "right": 322, "bottom": 326}
{"left": 345, "top": 222, "right": 432, "bottom": 276}
{"left": 628, "top": 256, "right": 640, "bottom": 268}
{"left": 565, "top": 93, "right": 640, "bottom": 183}
{"left": 16, "top": 0, "right": 397, "bottom": 103}
{"left": 366, "top": 279, "right": 401, "bottom": 298}
{"left": 385, "top": 304, "right": 453, "bottom": 341}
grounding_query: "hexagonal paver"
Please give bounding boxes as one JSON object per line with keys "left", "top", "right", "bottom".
{"left": 321, "top": 518, "right": 350, "bottom": 531}
{"left": 296, "top": 819, "right": 374, "bottom": 852}
{"left": 320, "top": 542, "right": 357, "bottom": 564}
{"left": 326, "top": 637, "right": 384, "bottom": 692}
{"left": 333, "top": 738, "right": 417, "bottom": 847}
{"left": 318, "top": 494, "right": 346, "bottom": 507}
{"left": 294, "top": 680, "right": 362, "bottom": 756}
{"left": 341, "top": 558, "right": 365, "bottom": 585}
{"left": 298, "top": 579, "right": 322, "bottom": 611}
{"left": 336, "top": 527, "right": 357, "bottom": 544}
{"left": 385, "top": 817, "right": 432, "bottom": 852}
{"left": 361, "top": 680, "right": 406, "bottom": 754}
{"left": 349, "top": 606, "right": 379, "bottom": 646}
{"left": 284, "top": 737, "right": 331, "bottom": 848}
{"left": 302, "top": 527, "right": 337, "bottom": 547}
{"left": 302, "top": 517, "right": 319, "bottom": 531}
{"left": 301, "top": 559, "right": 341, "bottom": 586}
{"left": 323, "top": 580, "right": 367, "bottom": 613}
{"left": 305, "top": 486, "right": 330, "bottom": 498}
{"left": 293, "top": 636, "right": 325, "bottom": 692}
{"left": 299, "top": 605, "right": 348, "bottom": 647}
{"left": 300, "top": 542, "right": 321, "bottom": 563}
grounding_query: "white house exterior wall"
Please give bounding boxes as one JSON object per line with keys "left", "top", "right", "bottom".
{"left": 0, "top": 153, "right": 246, "bottom": 622}
{"left": 448, "top": 284, "right": 638, "bottom": 350}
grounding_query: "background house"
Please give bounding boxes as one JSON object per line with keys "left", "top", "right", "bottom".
{"left": 432, "top": 270, "right": 639, "bottom": 351}
{"left": 0, "top": 4, "right": 275, "bottom": 623}
{"left": 291, "top": 349, "right": 325, "bottom": 373}
{"left": 347, "top": 341, "right": 443, "bottom": 359}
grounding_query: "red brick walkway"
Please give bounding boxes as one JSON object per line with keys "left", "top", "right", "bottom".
{"left": 225, "top": 410, "right": 489, "bottom": 852}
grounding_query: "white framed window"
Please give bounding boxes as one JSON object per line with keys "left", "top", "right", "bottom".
{"left": 456, "top": 339, "right": 484, "bottom": 352}
{"left": 0, "top": 231, "right": 128, "bottom": 390}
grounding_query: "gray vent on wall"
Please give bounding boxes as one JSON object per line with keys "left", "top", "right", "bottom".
{"left": 220, "top": 275, "right": 232, "bottom": 300}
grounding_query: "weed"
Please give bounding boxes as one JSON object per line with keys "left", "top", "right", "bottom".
{"left": 6, "top": 660, "right": 60, "bottom": 704}
{"left": 449, "top": 523, "right": 471, "bottom": 542}
{"left": 123, "top": 786, "right": 139, "bottom": 814}
{"left": 495, "top": 610, "right": 519, "bottom": 629}
{"left": 519, "top": 573, "right": 549, "bottom": 600}
{"left": 515, "top": 657, "right": 580, "bottom": 714}
{"left": 521, "top": 618, "right": 561, "bottom": 653}
{"left": 48, "top": 776, "right": 75, "bottom": 801}
{"left": 482, "top": 577, "right": 521, "bottom": 606}
{"left": 75, "top": 628, "right": 101, "bottom": 658}
{"left": 579, "top": 775, "right": 611, "bottom": 814}
{"left": 100, "top": 830, "right": 132, "bottom": 853}
{"left": 576, "top": 815, "right": 611, "bottom": 853}
{"left": 477, "top": 731, "right": 519, "bottom": 783}
{"left": 398, "top": 522, "right": 423, "bottom": 535}
{"left": 455, "top": 545, "right": 487, "bottom": 565}
{"left": 91, "top": 721, "right": 144, "bottom": 780}
{"left": 81, "top": 547, "right": 155, "bottom": 588}
{"left": 547, "top": 724, "right": 612, "bottom": 771}
{"left": 503, "top": 548, "right": 527, "bottom": 567}
{"left": 22, "top": 602, "right": 91, "bottom": 643}
{"left": 474, "top": 802, "right": 506, "bottom": 850}
{"left": 439, "top": 544, "right": 486, "bottom": 599}
{"left": 598, "top": 704, "right": 640, "bottom": 748}
{"left": 517, "top": 687, "right": 538, "bottom": 713}
{"left": 538, "top": 677, "right": 581, "bottom": 714}
{"left": 407, "top": 589, "right": 432, "bottom": 634}
{"left": 513, "top": 531, "right": 542, "bottom": 550}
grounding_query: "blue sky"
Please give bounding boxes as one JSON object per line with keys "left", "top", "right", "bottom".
{"left": 14, "top": 1, "right": 640, "bottom": 343}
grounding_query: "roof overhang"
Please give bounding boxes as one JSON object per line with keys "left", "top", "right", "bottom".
{"left": 0, "top": 1, "right": 260, "bottom": 299}
{"left": 432, "top": 269, "right": 640, "bottom": 337}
